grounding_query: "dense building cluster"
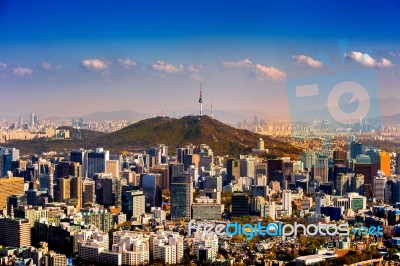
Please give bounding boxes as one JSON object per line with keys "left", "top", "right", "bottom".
{"left": 0, "top": 136, "right": 399, "bottom": 265}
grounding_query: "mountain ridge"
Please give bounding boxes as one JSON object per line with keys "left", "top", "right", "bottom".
{"left": 5, "top": 115, "right": 302, "bottom": 158}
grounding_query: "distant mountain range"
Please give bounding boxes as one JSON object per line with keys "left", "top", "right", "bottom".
{"left": 2, "top": 97, "right": 400, "bottom": 124}
{"left": 5, "top": 115, "right": 302, "bottom": 158}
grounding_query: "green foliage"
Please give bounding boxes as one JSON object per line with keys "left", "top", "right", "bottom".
{"left": 6, "top": 116, "right": 303, "bottom": 157}
{"left": 276, "top": 253, "right": 295, "bottom": 261}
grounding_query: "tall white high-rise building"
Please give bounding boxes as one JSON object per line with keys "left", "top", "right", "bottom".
{"left": 155, "top": 144, "right": 168, "bottom": 165}
{"left": 302, "top": 151, "right": 315, "bottom": 170}
{"left": 112, "top": 231, "right": 150, "bottom": 265}
{"left": 199, "top": 144, "right": 214, "bottom": 172}
{"left": 132, "top": 191, "right": 145, "bottom": 219}
{"left": 192, "top": 231, "right": 218, "bottom": 263}
{"left": 78, "top": 229, "right": 150, "bottom": 266}
{"left": 261, "top": 202, "right": 276, "bottom": 220}
{"left": 30, "top": 113, "right": 35, "bottom": 128}
{"left": 150, "top": 231, "right": 184, "bottom": 265}
{"left": 282, "top": 190, "right": 292, "bottom": 217}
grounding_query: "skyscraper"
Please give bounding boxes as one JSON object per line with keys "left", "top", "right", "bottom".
{"left": 267, "top": 159, "right": 284, "bottom": 183}
{"left": 231, "top": 192, "right": 249, "bottom": 217}
{"left": 96, "top": 176, "right": 122, "bottom": 208}
{"left": 380, "top": 151, "right": 391, "bottom": 176}
{"left": 350, "top": 141, "right": 363, "bottom": 159}
{"left": 0, "top": 177, "right": 24, "bottom": 211}
{"left": 336, "top": 174, "right": 349, "bottom": 196}
{"left": 87, "top": 148, "right": 109, "bottom": 178}
{"left": 55, "top": 176, "right": 71, "bottom": 202}
{"left": 70, "top": 176, "right": 83, "bottom": 210}
{"left": 226, "top": 159, "right": 240, "bottom": 184}
{"left": 0, "top": 217, "right": 31, "bottom": 247}
{"left": 205, "top": 176, "right": 222, "bottom": 192}
{"left": 282, "top": 190, "right": 292, "bottom": 217}
{"left": 374, "top": 176, "right": 386, "bottom": 201}
{"left": 333, "top": 150, "right": 347, "bottom": 165}
{"left": 183, "top": 154, "right": 200, "bottom": 171}
{"left": 240, "top": 155, "right": 255, "bottom": 178}
{"left": 351, "top": 174, "right": 364, "bottom": 196}
{"left": 70, "top": 149, "right": 86, "bottom": 177}
{"left": 150, "top": 165, "right": 170, "bottom": 190}
{"left": 82, "top": 179, "right": 96, "bottom": 206}
{"left": 301, "top": 151, "right": 315, "bottom": 170}
{"left": 0, "top": 153, "right": 12, "bottom": 177}
{"left": 122, "top": 190, "right": 145, "bottom": 220}
{"left": 141, "top": 173, "right": 162, "bottom": 212}
{"left": 354, "top": 163, "right": 379, "bottom": 188}
{"left": 30, "top": 113, "right": 35, "bottom": 128}
{"left": 314, "top": 156, "right": 329, "bottom": 183}
{"left": 39, "top": 174, "right": 54, "bottom": 201}
{"left": 170, "top": 174, "right": 193, "bottom": 220}
{"left": 177, "top": 144, "right": 197, "bottom": 164}
{"left": 105, "top": 160, "right": 120, "bottom": 178}
{"left": 156, "top": 144, "right": 168, "bottom": 165}
{"left": 199, "top": 144, "right": 214, "bottom": 173}
{"left": 55, "top": 161, "right": 81, "bottom": 178}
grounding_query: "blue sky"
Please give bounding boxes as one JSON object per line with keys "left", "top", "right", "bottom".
{"left": 1, "top": 0, "right": 400, "bottom": 119}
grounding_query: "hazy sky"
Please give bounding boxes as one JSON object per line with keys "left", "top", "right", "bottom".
{"left": 1, "top": 0, "right": 400, "bottom": 119}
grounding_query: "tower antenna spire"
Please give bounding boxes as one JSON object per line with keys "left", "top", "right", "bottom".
{"left": 199, "top": 84, "right": 203, "bottom": 116}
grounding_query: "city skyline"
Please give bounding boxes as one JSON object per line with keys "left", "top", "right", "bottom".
{"left": 1, "top": 1, "right": 400, "bottom": 119}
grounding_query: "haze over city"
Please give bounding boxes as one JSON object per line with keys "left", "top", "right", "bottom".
{"left": 1, "top": 1, "right": 400, "bottom": 121}
{"left": 4, "top": 2, "right": 400, "bottom": 266}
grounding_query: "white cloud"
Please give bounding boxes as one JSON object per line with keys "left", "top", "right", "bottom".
{"left": 151, "top": 60, "right": 183, "bottom": 74}
{"left": 292, "top": 55, "right": 323, "bottom": 68}
{"left": 81, "top": 58, "right": 110, "bottom": 70}
{"left": 41, "top": 62, "right": 52, "bottom": 70}
{"left": 255, "top": 64, "right": 286, "bottom": 81}
{"left": 12, "top": 67, "right": 33, "bottom": 76}
{"left": 187, "top": 65, "right": 201, "bottom": 73}
{"left": 187, "top": 64, "right": 204, "bottom": 81}
{"left": 222, "top": 59, "right": 253, "bottom": 69}
{"left": 55, "top": 65, "right": 62, "bottom": 71}
{"left": 346, "top": 51, "right": 395, "bottom": 68}
{"left": 379, "top": 58, "right": 394, "bottom": 68}
{"left": 0, "top": 62, "right": 7, "bottom": 68}
{"left": 117, "top": 58, "right": 137, "bottom": 69}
